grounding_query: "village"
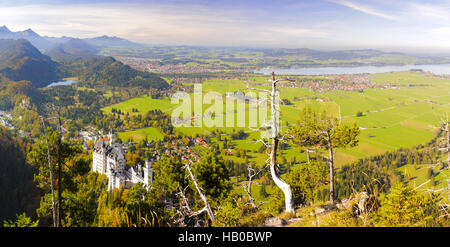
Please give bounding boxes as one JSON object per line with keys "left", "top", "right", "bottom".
{"left": 119, "top": 57, "right": 247, "bottom": 74}
{"left": 78, "top": 125, "right": 209, "bottom": 164}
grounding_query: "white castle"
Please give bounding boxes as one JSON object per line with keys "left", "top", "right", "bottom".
{"left": 92, "top": 131, "right": 153, "bottom": 191}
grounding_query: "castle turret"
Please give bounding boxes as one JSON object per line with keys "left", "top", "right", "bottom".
{"left": 102, "top": 142, "right": 107, "bottom": 174}
{"left": 108, "top": 129, "right": 114, "bottom": 145}
{"left": 144, "top": 159, "right": 153, "bottom": 190}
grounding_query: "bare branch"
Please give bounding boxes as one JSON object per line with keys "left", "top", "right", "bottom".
{"left": 246, "top": 84, "right": 271, "bottom": 93}
{"left": 183, "top": 161, "right": 215, "bottom": 222}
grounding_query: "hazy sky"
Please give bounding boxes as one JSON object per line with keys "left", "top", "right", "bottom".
{"left": 1, "top": 0, "right": 450, "bottom": 53}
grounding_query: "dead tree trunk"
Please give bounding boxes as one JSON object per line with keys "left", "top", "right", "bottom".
{"left": 41, "top": 118, "right": 57, "bottom": 227}
{"left": 445, "top": 119, "right": 450, "bottom": 199}
{"left": 438, "top": 116, "right": 450, "bottom": 200}
{"left": 306, "top": 149, "right": 315, "bottom": 164}
{"left": 56, "top": 115, "right": 62, "bottom": 227}
{"left": 323, "top": 129, "right": 337, "bottom": 204}
{"left": 328, "top": 145, "right": 335, "bottom": 203}
{"left": 243, "top": 165, "right": 262, "bottom": 208}
{"left": 269, "top": 72, "right": 295, "bottom": 214}
{"left": 184, "top": 162, "right": 215, "bottom": 222}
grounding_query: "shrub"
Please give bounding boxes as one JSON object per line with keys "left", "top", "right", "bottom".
{"left": 371, "top": 183, "right": 442, "bottom": 227}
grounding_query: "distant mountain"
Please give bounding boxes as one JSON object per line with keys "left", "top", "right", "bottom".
{"left": 84, "top": 35, "right": 143, "bottom": 48}
{"left": 0, "top": 26, "right": 55, "bottom": 51}
{"left": 0, "top": 26, "right": 12, "bottom": 38}
{"left": 45, "top": 38, "right": 100, "bottom": 62}
{"left": 43, "top": 35, "right": 73, "bottom": 44}
{"left": 0, "top": 39, "right": 62, "bottom": 87}
{"left": 260, "top": 48, "right": 394, "bottom": 60}
{"left": 0, "top": 25, "right": 144, "bottom": 52}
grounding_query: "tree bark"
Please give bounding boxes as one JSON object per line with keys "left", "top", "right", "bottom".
{"left": 269, "top": 72, "right": 295, "bottom": 214}
{"left": 57, "top": 116, "right": 62, "bottom": 227}
{"left": 270, "top": 138, "right": 295, "bottom": 213}
{"left": 185, "top": 162, "right": 215, "bottom": 222}
{"left": 446, "top": 120, "right": 450, "bottom": 200}
{"left": 328, "top": 146, "right": 335, "bottom": 203}
{"left": 41, "top": 118, "right": 57, "bottom": 227}
{"left": 245, "top": 185, "right": 257, "bottom": 208}
{"left": 244, "top": 165, "right": 260, "bottom": 208}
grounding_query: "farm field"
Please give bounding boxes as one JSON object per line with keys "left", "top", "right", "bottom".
{"left": 101, "top": 71, "right": 450, "bottom": 168}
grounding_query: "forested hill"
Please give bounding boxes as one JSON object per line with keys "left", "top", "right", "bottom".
{"left": 0, "top": 39, "right": 62, "bottom": 87}
{"left": 66, "top": 56, "right": 169, "bottom": 89}
{"left": 45, "top": 38, "right": 100, "bottom": 62}
{"left": 0, "top": 39, "right": 167, "bottom": 90}
{"left": 0, "top": 127, "right": 40, "bottom": 222}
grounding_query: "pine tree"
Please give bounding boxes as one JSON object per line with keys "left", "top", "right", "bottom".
{"left": 289, "top": 107, "right": 359, "bottom": 203}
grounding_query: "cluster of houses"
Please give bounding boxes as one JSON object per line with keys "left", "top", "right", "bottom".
{"left": 121, "top": 58, "right": 224, "bottom": 74}
{"left": 162, "top": 136, "right": 209, "bottom": 162}
{"left": 0, "top": 111, "right": 15, "bottom": 129}
{"left": 277, "top": 74, "right": 400, "bottom": 92}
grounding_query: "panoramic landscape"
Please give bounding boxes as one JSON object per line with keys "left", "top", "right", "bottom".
{"left": 0, "top": 0, "right": 449, "bottom": 231}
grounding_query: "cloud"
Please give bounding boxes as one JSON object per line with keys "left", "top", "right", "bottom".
{"left": 330, "top": 0, "right": 400, "bottom": 21}
{"left": 268, "top": 27, "right": 328, "bottom": 39}
{"left": 2, "top": 1, "right": 450, "bottom": 51}
{"left": 0, "top": 2, "right": 330, "bottom": 47}
{"left": 404, "top": 2, "right": 450, "bottom": 22}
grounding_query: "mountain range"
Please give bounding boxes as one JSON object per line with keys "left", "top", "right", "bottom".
{"left": 45, "top": 38, "right": 101, "bottom": 62}
{"left": 0, "top": 25, "right": 143, "bottom": 52}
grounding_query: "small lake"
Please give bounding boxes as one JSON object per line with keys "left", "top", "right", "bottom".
{"left": 254, "top": 64, "right": 450, "bottom": 76}
{"left": 46, "top": 80, "right": 79, "bottom": 88}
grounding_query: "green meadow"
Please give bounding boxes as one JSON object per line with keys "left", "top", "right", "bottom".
{"left": 101, "top": 71, "right": 450, "bottom": 168}
{"left": 117, "top": 127, "right": 164, "bottom": 142}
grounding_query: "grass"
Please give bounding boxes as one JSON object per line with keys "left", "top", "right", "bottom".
{"left": 63, "top": 76, "right": 79, "bottom": 81}
{"left": 76, "top": 87, "right": 95, "bottom": 91}
{"left": 117, "top": 127, "right": 164, "bottom": 142}
{"left": 101, "top": 71, "right": 450, "bottom": 168}
{"left": 102, "top": 95, "right": 176, "bottom": 114}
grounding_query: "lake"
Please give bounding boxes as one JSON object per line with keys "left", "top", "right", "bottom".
{"left": 46, "top": 80, "right": 79, "bottom": 88}
{"left": 254, "top": 64, "right": 450, "bottom": 76}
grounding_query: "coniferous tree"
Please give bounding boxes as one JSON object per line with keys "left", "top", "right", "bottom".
{"left": 289, "top": 107, "right": 360, "bottom": 203}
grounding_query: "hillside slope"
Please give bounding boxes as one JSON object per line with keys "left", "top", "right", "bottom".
{"left": 67, "top": 56, "right": 168, "bottom": 89}
{"left": 45, "top": 38, "right": 100, "bottom": 62}
{"left": 0, "top": 39, "right": 62, "bottom": 87}
{"left": 0, "top": 127, "right": 40, "bottom": 222}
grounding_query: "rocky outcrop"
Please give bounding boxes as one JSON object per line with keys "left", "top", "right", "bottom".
{"left": 336, "top": 192, "right": 379, "bottom": 216}
{"left": 264, "top": 217, "right": 288, "bottom": 227}
{"left": 314, "top": 203, "right": 338, "bottom": 215}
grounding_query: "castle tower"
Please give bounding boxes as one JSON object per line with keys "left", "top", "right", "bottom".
{"left": 108, "top": 170, "right": 114, "bottom": 191}
{"left": 102, "top": 142, "right": 107, "bottom": 174}
{"left": 144, "top": 159, "right": 153, "bottom": 190}
{"left": 108, "top": 129, "right": 114, "bottom": 146}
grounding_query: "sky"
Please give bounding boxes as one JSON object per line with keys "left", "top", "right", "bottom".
{"left": 1, "top": 0, "right": 450, "bottom": 54}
